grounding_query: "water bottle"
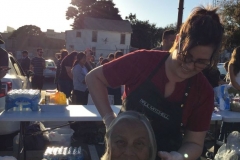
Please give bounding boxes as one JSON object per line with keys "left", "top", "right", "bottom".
{"left": 67, "top": 147, "right": 74, "bottom": 160}
{"left": 62, "top": 147, "right": 68, "bottom": 160}
{"left": 43, "top": 147, "right": 53, "bottom": 160}
{"left": 233, "top": 94, "right": 240, "bottom": 108}
{"left": 52, "top": 147, "right": 59, "bottom": 160}
{"left": 72, "top": 147, "right": 78, "bottom": 160}
{"left": 57, "top": 146, "right": 64, "bottom": 160}
{"left": 76, "top": 146, "right": 84, "bottom": 160}
{"left": 224, "top": 89, "right": 230, "bottom": 110}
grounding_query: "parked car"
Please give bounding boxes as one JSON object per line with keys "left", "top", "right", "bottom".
{"left": 217, "top": 63, "right": 227, "bottom": 80}
{"left": 43, "top": 59, "right": 57, "bottom": 78}
{"left": 0, "top": 53, "right": 31, "bottom": 135}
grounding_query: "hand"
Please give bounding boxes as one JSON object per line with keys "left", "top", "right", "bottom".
{"left": 103, "top": 112, "right": 116, "bottom": 129}
{"left": 0, "top": 66, "right": 10, "bottom": 79}
{"left": 158, "top": 151, "right": 184, "bottom": 160}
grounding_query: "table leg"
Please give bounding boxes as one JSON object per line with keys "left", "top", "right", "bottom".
{"left": 214, "top": 121, "right": 218, "bottom": 155}
{"left": 17, "top": 121, "right": 28, "bottom": 160}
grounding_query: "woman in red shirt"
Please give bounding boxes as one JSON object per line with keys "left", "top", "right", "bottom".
{"left": 86, "top": 6, "right": 224, "bottom": 160}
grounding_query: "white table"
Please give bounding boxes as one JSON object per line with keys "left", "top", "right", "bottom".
{"left": 0, "top": 105, "right": 122, "bottom": 121}
{"left": 211, "top": 112, "right": 222, "bottom": 121}
{"left": 0, "top": 105, "right": 121, "bottom": 160}
{"left": 219, "top": 110, "right": 240, "bottom": 122}
{"left": 216, "top": 110, "right": 240, "bottom": 145}
{"left": 211, "top": 112, "right": 223, "bottom": 155}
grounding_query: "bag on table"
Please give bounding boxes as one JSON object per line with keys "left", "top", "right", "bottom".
{"left": 214, "top": 131, "right": 240, "bottom": 160}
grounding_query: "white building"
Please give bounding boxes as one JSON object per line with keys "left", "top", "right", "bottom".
{"left": 45, "top": 29, "right": 65, "bottom": 40}
{"left": 65, "top": 17, "right": 132, "bottom": 59}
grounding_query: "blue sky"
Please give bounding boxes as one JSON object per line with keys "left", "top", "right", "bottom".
{"left": 0, "top": 0, "right": 212, "bottom": 33}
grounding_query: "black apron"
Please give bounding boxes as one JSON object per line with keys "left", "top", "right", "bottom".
{"left": 122, "top": 55, "right": 192, "bottom": 159}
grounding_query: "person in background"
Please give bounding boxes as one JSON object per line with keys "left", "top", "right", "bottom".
{"left": 58, "top": 51, "right": 78, "bottom": 98}
{"left": 85, "top": 49, "right": 95, "bottom": 72}
{"left": 108, "top": 53, "right": 114, "bottom": 61}
{"left": 224, "top": 61, "right": 230, "bottom": 82}
{"left": 55, "top": 49, "right": 68, "bottom": 90}
{"left": 72, "top": 52, "right": 88, "bottom": 104}
{"left": 202, "top": 64, "right": 227, "bottom": 88}
{"left": 101, "top": 59, "right": 109, "bottom": 65}
{"left": 86, "top": 6, "right": 224, "bottom": 160}
{"left": 107, "top": 50, "right": 124, "bottom": 105}
{"left": 101, "top": 111, "right": 157, "bottom": 160}
{"left": 218, "top": 48, "right": 240, "bottom": 143}
{"left": 0, "top": 36, "right": 9, "bottom": 83}
{"left": 30, "top": 48, "right": 45, "bottom": 92}
{"left": 152, "top": 29, "right": 176, "bottom": 51}
{"left": 227, "top": 47, "right": 240, "bottom": 94}
{"left": 90, "top": 55, "right": 96, "bottom": 68}
{"left": 96, "top": 57, "right": 104, "bottom": 67}
{"left": 19, "top": 50, "right": 31, "bottom": 74}
{"left": 114, "top": 50, "right": 124, "bottom": 59}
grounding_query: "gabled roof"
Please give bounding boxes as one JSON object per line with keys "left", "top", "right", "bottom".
{"left": 83, "top": 17, "right": 132, "bottom": 33}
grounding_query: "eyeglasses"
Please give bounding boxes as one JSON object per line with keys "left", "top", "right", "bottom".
{"left": 178, "top": 52, "right": 210, "bottom": 69}
{"left": 177, "top": 39, "right": 210, "bottom": 69}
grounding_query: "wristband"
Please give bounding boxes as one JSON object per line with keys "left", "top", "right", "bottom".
{"left": 103, "top": 112, "right": 116, "bottom": 128}
{"left": 170, "top": 151, "right": 184, "bottom": 160}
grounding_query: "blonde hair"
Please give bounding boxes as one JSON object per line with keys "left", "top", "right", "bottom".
{"left": 101, "top": 111, "right": 157, "bottom": 160}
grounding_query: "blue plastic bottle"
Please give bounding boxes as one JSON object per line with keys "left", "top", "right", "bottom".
{"left": 76, "top": 147, "right": 84, "bottom": 160}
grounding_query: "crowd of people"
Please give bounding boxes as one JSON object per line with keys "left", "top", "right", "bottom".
{"left": 55, "top": 50, "right": 124, "bottom": 105}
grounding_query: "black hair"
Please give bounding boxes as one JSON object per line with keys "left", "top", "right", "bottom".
{"left": 22, "top": 50, "right": 28, "bottom": 54}
{"left": 60, "top": 49, "right": 68, "bottom": 60}
{"left": 114, "top": 51, "right": 124, "bottom": 59}
{"left": 162, "top": 29, "right": 176, "bottom": 40}
{"left": 73, "top": 52, "right": 86, "bottom": 67}
{"left": 108, "top": 53, "right": 114, "bottom": 59}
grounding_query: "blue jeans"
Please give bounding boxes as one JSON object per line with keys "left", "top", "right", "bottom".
{"left": 58, "top": 79, "right": 73, "bottom": 98}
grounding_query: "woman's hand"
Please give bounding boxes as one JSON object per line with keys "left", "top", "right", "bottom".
{"left": 158, "top": 151, "right": 184, "bottom": 160}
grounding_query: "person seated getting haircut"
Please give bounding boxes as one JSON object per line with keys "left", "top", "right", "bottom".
{"left": 101, "top": 111, "right": 157, "bottom": 160}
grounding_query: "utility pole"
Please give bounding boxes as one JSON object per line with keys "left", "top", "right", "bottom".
{"left": 177, "top": 0, "right": 184, "bottom": 31}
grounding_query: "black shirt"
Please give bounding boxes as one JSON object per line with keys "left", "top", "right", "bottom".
{"left": 19, "top": 57, "right": 31, "bottom": 73}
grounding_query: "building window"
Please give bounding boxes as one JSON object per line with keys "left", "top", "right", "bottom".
{"left": 120, "top": 34, "right": 125, "bottom": 44}
{"left": 92, "top": 31, "right": 98, "bottom": 42}
{"left": 76, "top": 32, "right": 81, "bottom": 37}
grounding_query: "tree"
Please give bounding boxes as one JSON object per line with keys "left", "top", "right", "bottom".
{"left": 126, "top": 13, "right": 164, "bottom": 49}
{"left": 219, "top": 0, "right": 240, "bottom": 49}
{"left": 164, "top": 23, "right": 177, "bottom": 30}
{"left": 66, "top": 0, "right": 122, "bottom": 29}
{"left": 9, "top": 25, "right": 44, "bottom": 39}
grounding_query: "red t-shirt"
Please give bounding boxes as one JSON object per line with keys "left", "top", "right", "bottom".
{"left": 103, "top": 49, "right": 214, "bottom": 132}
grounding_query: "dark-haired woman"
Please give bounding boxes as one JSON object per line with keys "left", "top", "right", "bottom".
{"left": 86, "top": 6, "right": 224, "bottom": 160}
{"left": 58, "top": 51, "right": 78, "bottom": 98}
{"left": 72, "top": 52, "right": 88, "bottom": 104}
